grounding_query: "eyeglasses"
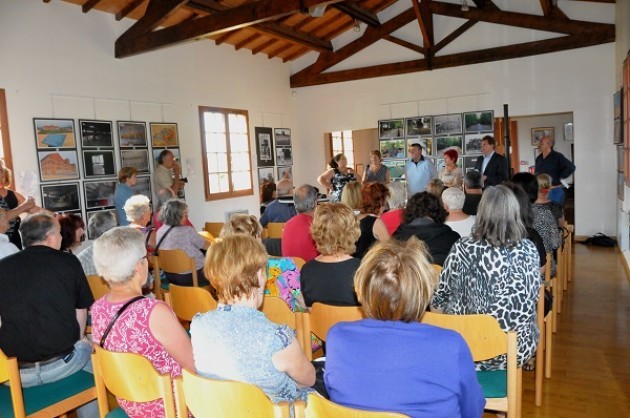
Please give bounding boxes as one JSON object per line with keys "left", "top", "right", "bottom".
{"left": 138, "top": 253, "right": 149, "bottom": 263}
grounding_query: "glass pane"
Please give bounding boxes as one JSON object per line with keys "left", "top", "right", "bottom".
{"left": 204, "top": 112, "right": 225, "bottom": 133}
{"left": 230, "top": 133, "right": 249, "bottom": 152}
{"left": 217, "top": 153, "right": 228, "bottom": 172}
{"left": 346, "top": 152, "right": 355, "bottom": 167}
{"left": 343, "top": 136, "right": 353, "bottom": 151}
{"left": 232, "top": 171, "right": 252, "bottom": 191}
{"left": 218, "top": 173, "right": 230, "bottom": 193}
{"left": 206, "top": 153, "right": 219, "bottom": 173}
{"left": 342, "top": 130, "right": 353, "bottom": 139}
{"left": 206, "top": 133, "right": 227, "bottom": 152}
{"left": 332, "top": 137, "right": 342, "bottom": 151}
{"left": 208, "top": 173, "right": 220, "bottom": 192}
{"left": 231, "top": 152, "right": 250, "bottom": 171}
{"left": 229, "top": 114, "right": 248, "bottom": 134}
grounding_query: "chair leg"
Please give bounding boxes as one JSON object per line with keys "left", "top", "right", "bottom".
{"left": 545, "top": 314, "right": 553, "bottom": 379}
{"left": 535, "top": 337, "right": 544, "bottom": 406}
{"left": 552, "top": 278, "right": 559, "bottom": 333}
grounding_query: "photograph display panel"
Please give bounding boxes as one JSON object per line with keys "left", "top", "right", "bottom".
{"left": 277, "top": 166, "right": 293, "bottom": 183}
{"left": 38, "top": 150, "right": 80, "bottom": 182}
{"left": 380, "top": 139, "right": 405, "bottom": 159}
{"left": 405, "top": 116, "right": 432, "bottom": 136}
{"left": 434, "top": 114, "right": 463, "bottom": 136}
{"left": 275, "top": 147, "right": 293, "bottom": 166}
{"left": 258, "top": 167, "right": 275, "bottom": 187}
{"left": 34, "top": 118, "right": 76, "bottom": 149}
{"left": 83, "top": 150, "right": 116, "bottom": 178}
{"left": 150, "top": 123, "right": 179, "bottom": 147}
{"left": 255, "top": 127, "right": 274, "bottom": 167}
{"left": 435, "top": 135, "right": 463, "bottom": 157}
{"left": 274, "top": 128, "right": 292, "bottom": 147}
{"left": 41, "top": 182, "right": 81, "bottom": 213}
{"left": 383, "top": 160, "right": 406, "bottom": 180}
{"left": 464, "top": 134, "right": 485, "bottom": 155}
{"left": 79, "top": 120, "right": 113, "bottom": 148}
{"left": 121, "top": 149, "right": 150, "bottom": 173}
{"left": 378, "top": 119, "right": 404, "bottom": 139}
{"left": 118, "top": 121, "right": 147, "bottom": 148}
{"left": 406, "top": 137, "right": 433, "bottom": 156}
{"left": 84, "top": 180, "right": 116, "bottom": 209}
{"left": 463, "top": 111, "right": 494, "bottom": 133}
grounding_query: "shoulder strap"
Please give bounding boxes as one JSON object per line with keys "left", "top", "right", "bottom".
{"left": 154, "top": 226, "right": 176, "bottom": 256}
{"left": 99, "top": 296, "right": 145, "bottom": 348}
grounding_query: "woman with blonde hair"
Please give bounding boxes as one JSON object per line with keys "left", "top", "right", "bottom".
{"left": 300, "top": 203, "right": 361, "bottom": 307}
{"left": 535, "top": 173, "right": 565, "bottom": 227}
{"left": 191, "top": 234, "right": 315, "bottom": 403}
{"left": 340, "top": 180, "right": 361, "bottom": 213}
{"left": 325, "top": 238, "right": 484, "bottom": 418}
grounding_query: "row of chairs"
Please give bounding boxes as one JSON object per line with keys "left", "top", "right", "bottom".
{"left": 204, "top": 221, "right": 285, "bottom": 240}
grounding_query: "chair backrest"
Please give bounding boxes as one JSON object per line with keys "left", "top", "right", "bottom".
{"left": 294, "top": 393, "right": 410, "bottom": 418}
{"left": 267, "top": 222, "right": 285, "bottom": 239}
{"left": 157, "top": 249, "right": 198, "bottom": 287}
{"left": 167, "top": 284, "right": 216, "bottom": 322}
{"left": 92, "top": 346, "right": 176, "bottom": 418}
{"left": 261, "top": 295, "right": 296, "bottom": 329}
{"left": 0, "top": 349, "right": 26, "bottom": 417}
{"left": 309, "top": 303, "right": 365, "bottom": 343}
{"left": 432, "top": 264, "right": 443, "bottom": 275}
{"left": 198, "top": 230, "right": 216, "bottom": 244}
{"left": 290, "top": 256, "right": 306, "bottom": 271}
{"left": 174, "top": 369, "right": 289, "bottom": 418}
{"left": 204, "top": 222, "right": 225, "bottom": 238}
{"left": 86, "top": 274, "right": 110, "bottom": 300}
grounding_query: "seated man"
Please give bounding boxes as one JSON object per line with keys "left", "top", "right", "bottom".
{"left": 260, "top": 181, "right": 296, "bottom": 227}
{"left": 0, "top": 213, "right": 94, "bottom": 389}
{"left": 443, "top": 187, "right": 476, "bottom": 237}
{"left": 0, "top": 208, "right": 19, "bottom": 260}
{"left": 281, "top": 184, "right": 319, "bottom": 262}
{"left": 77, "top": 210, "right": 118, "bottom": 276}
{"left": 463, "top": 169, "right": 483, "bottom": 215}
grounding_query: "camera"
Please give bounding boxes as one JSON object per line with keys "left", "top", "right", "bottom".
{"left": 180, "top": 177, "right": 188, "bottom": 183}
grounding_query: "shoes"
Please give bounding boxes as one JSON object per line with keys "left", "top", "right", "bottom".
{"left": 523, "top": 356, "right": 536, "bottom": 371}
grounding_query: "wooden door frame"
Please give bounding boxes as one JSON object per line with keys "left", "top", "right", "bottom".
{"left": 0, "top": 89, "right": 15, "bottom": 188}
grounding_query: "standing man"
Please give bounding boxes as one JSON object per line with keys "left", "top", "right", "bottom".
{"left": 474, "top": 135, "right": 508, "bottom": 187}
{"left": 153, "top": 150, "right": 183, "bottom": 196}
{"left": 405, "top": 143, "right": 438, "bottom": 195}
{"left": 535, "top": 136, "right": 575, "bottom": 206}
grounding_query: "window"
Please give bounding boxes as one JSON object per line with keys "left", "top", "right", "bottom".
{"left": 331, "top": 130, "right": 354, "bottom": 167}
{"left": 199, "top": 106, "right": 253, "bottom": 201}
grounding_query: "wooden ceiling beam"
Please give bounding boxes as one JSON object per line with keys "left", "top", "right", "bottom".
{"left": 433, "top": 20, "right": 477, "bottom": 53}
{"left": 383, "top": 35, "right": 425, "bottom": 55}
{"left": 116, "top": 0, "right": 185, "bottom": 37}
{"left": 332, "top": 1, "right": 380, "bottom": 28}
{"left": 252, "top": 39, "right": 278, "bottom": 55}
{"left": 82, "top": 0, "right": 101, "bottom": 13}
{"left": 268, "top": 43, "right": 293, "bottom": 59}
{"left": 291, "top": 29, "right": 614, "bottom": 87}
{"left": 115, "top": 0, "right": 148, "bottom": 21}
{"left": 283, "top": 46, "right": 310, "bottom": 62}
{"left": 412, "top": 0, "right": 434, "bottom": 68}
{"left": 234, "top": 33, "right": 262, "bottom": 50}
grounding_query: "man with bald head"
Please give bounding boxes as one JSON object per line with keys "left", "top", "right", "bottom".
{"left": 535, "top": 136, "right": 575, "bottom": 206}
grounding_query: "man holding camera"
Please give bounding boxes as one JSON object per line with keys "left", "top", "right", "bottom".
{"left": 153, "top": 150, "right": 185, "bottom": 197}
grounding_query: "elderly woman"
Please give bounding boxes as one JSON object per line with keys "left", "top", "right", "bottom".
{"left": 156, "top": 199, "right": 210, "bottom": 286}
{"left": 91, "top": 227, "right": 194, "bottom": 417}
{"left": 317, "top": 153, "right": 357, "bottom": 203}
{"left": 190, "top": 234, "right": 315, "bottom": 403}
{"left": 123, "top": 194, "right": 156, "bottom": 251}
{"left": 300, "top": 203, "right": 361, "bottom": 307}
{"left": 442, "top": 187, "right": 475, "bottom": 237}
{"left": 535, "top": 173, "right": 565, "bottom": 227}
{"left": 220, "top": 214, "right": 306, "bottom": 312}
{"left": 325, "top": 238, "right": 484, "bottom": 418}
{"left": 354, "top": 182, "right": 390, "bottom": 258}
{"left": 439, "top": 149, "right": 463, "bottom": 188}
{"left": 57, "top": 213, "right": 85, "bottom": 253}
{"left": 393, "top": 192, "right": 460, "bottom": 266}
{"left": 379, "top": 181, "right": 406, "bottom": 236}
{"left": 432, "top": 185, "right": 541, "bottom": 370}
{"left": 340, "top": 180, "right": 361, "bottom": 213}
{"left": 114, "top": 167, "right": 138, "bottom": 226}
{"left": 426, "top": 178, "right": 445, "bottom": 200}
{"left": 362, "top": 150, "right": 390, "bottom": 184}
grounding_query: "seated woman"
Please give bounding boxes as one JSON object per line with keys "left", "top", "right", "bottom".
{"left": 124, "top": 194, "right": 156, "bottom": 251}
{"left": 220, "top": 214, "right": 306, "bottom": 312}
{"left": 301, "top": 203, "right": 361, "bottom": 307}
{"left": 432, "top": 185, "right": 541, "bottom": 370}
{"left": 57, "top": 213, "right": 85, "bottom": 254}
{"left": 156, "top": 199, "right": 210, "bottom": 287}
{"left": 190, "top": 234, "right": 315, "bottom": 403}
{"left": 91, "top": 227, "right": 194, "bottom": 418}
{"left": 379, "top": 181, "right": 406, "bottom": 236}
{"left": 535, "top": 173, "right": 565, "bottom": 227}
{"left": 260, "top": 181, "right": 277, "bottom": 215}
{"left": 393, "top": 192, "right": 460, "bottom": 266}
{"left": 340, "top": 180, "right": 361, "bottom": 213}
{"left": 152, "top": 188, "right": 195, "bottom": 231}
{"left": 354, "top": 182, "right": 390, "bottom": 258}
{"left": 325, "top": 238, "right": 485, "bottom": 418}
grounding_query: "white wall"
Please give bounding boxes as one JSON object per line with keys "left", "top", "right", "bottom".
{"left": 0, "top": 0, "right": 294, "bottom": 228}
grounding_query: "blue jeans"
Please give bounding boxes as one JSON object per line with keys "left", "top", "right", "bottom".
{"left": 548, "top": 187, "right": 565, "bottom": 206}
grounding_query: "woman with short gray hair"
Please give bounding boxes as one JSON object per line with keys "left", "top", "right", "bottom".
{"left": 432, "top": 185, "right": 541, "bottom": 371}
{"left": 379, "top": 181, "right": 406, "bottom": 235}
{"left": 124, "top": 194, "right": 156, "bottom": 253}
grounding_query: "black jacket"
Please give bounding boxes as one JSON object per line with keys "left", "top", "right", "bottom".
{"left": 393, "top": 218, "right": 460, "bottom": 266}
{"left": 475, "top": 152, "right": 508, "bottom": 187}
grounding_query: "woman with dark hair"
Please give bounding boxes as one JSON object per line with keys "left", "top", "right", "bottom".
{"left": 260, "top": 182, "right": 277, "bottom": 215}
{"left": 354, "top": 182, "right": 390, "bottom": 258}
{"left": 439, "top": 149, "right": 462, "bottom": 188}
{"left": 362, "top": 150, "right": 390, "bottom": 184}
{"left": 317, "top": 153, "right": 356, "bottom": 202}
{"left": 393, "top": 192, "right": 460, "bottom": 266}
{"left": 57, "top": 213, "right": 85, "bottom": 253}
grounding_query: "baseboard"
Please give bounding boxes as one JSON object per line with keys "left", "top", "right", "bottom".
{"left": 574, "top": 235, "right": 589, "bottom": 242}
{"left": 622, "top": 251, "right": 630, "bottom": 281}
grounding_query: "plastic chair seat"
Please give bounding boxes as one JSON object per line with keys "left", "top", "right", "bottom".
{"left": 105, "top": 406, "right": 129, "bottom": 418}
{"left": 476, "top": 370, "right": 507, "bottom": 398}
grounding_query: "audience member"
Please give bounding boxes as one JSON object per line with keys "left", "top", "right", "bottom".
{"left": 535, "top": 136, "right": 575, "bottom": 206}
{"left": 340, "top": 180, "right": 361, "bottom": 213}
{"left": 393, "top": 192, "right": 460, "bottom": 266}
{"left": 439, "top": 149, "right": 463, "bottom": 188}
{"left": 124, "top": 194, "right": 156, "bottom": 251}
{"left": 77, "top": 211, "right": 117, "bottom": 276}
{"left": 260, "top": 182, "right": 276, "bottom": 215}
{"left": 152, "top": 188, "right": 194, "bottom": 231}
{"left": 474, "top": 135, "right": 508, "bottom": 187}
{"left": 325, "top": 238, "right": 485, "bottom": 418}
{"left": 318, "top": 154, "right": 357, "bottom": 202}
{"left": 426, "top": 178, "right": 445, "bottom": 200}
{"left": 535, "top": 173, "right": 565, "bottom": 227}
{"left": 0, "top": 163, "right": 37, "bottom": 249}
{"left": 301, "top": 203, "right": 360, "bottom": 307}
{"left": 91, "top": 227, "right": 194, "bottom": 417}
{"left": 462, "top": 169, "right": 483, "bottom": 215}
{"left": 354, "top": 182, "right": 390, "bottom": 258}
{"left": 432, "top": 185, "right": 540, "bottom": 370}
{"left": 114, "top": 167, "right": 137, "bottom": 226}
{"left": 57, "top": 213, "right": 85, "bottom": 253}
{"left": 260, "top": 180, "right": 297, "bottom": 227}
{"left": 362, "top": 150, "right": 390, "bottom": 184}
{"left": 153, "top": 150, "right": 183, "bottom": 196}
{"left": 379, "top": 181, "right": 406, "bottom": 235}
{"left": 405, "top": 143, "right": 437, "bottom": 195}
{"left": 191, "top": 235, "right": 315, "bottom": 403}
{"left": 442, "top": 187, "right": 476, "bottom": 237}
{"left": 0, "top": 208, "right": 18, "bottom": 259}
{"left": 281, "top": 184, "right": 319, "bottom": 262}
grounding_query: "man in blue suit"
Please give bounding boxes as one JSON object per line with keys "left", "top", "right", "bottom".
{"left": 474, "top": 135, "right": 508, "bottom": 187}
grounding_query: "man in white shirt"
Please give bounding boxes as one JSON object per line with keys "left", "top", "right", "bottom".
{"left": 0, "top": 209, "right": 19, "bottom": 260}
{"left": 405, "top": 143, "right": 438, "bottom": 195}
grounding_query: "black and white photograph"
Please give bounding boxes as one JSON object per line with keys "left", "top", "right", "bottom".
{"left": 80, "top": 120, "right": 113, "bottom": 148}
{"left": 86, "top": 209, "right": 117, "bottom": 239}
{"left": 434, "top": 114, "right": 463, "bottom": 135}
{"left": 435, "top": 135, "right": 463, "bottom": 157}
{"left": 153, "top": 148, "right": 180, "bottom": 164}
{"left": 463, "top": 111, "right": 494, "bottom": 133}
{"left": 118, "top": 121, "right": 147, "bottom": 147}
{"left": 277, "top": 166, "right": 293, "bottom": 183}
{"left": 133, "top": 176, "right": 152, "bottom": 200}
{"left": 378, "top": 119, "right": 404, "bottom": 139}
{"left": 38, "top": 150, "right": 80, "bottom": 182}
{"left": 258, "top": 167, "right": 275, "bottom": 187}
{"left": 463, "top": 156, "right": 480, "bottom": 172}
{"left": 275, "top": 147, "right": 293, "bottom": 165}
{"left": 380, "top": 139, "right": 405, "bottom": 159}
{"left": 274, "top": 128, "right": 292, "bottom": 147}
{"left": 121, "top": 149, "right": 150, "bottom": 173}
{"left": 406, "top": 137, "right": 433, "bottom": 156}
{"left": 464, "top": 134, "right": 485, "bottom": 154}
{"left": 84, "top": 180, "right": 116, "bottom": 209}
{"left": 405, "top": 116, "right": 432, "bottom": 136}
{"left": 255, "top": 127, "right": 274, "bottom": 167}
{"left": 82, "top": 150, "right": 116, "bottom": 178}
{"left": 41, "top": 182, "right": 81, "bottom": 212}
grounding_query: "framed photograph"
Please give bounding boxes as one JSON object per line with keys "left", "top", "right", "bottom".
{"left": 463, "top": 156, "right": 479, "bottom": 172}
{"left": 464, "top": 134, "right": 485, "bottom": 154}
{"left": 117, "top": 121, "right": 147, "bottom": 148}
{"left": 618, "top": 172, "right": 624, "bottom": 201}
{"left": 614, "top": 89, "right": 622, "bottom": 120}
{"left": 463, "top": 111, "right": 494, "bottom": 133}
{"left": 133, "top": 176, "right": 152, "bottom": 200}
{"left": 258, "top": 167, "right": 275, "bottom": 187}
{"left": 274, "top": 128, "right": 292, "bottom": 147}
{"left": 255, "top": 127, "right": 274, "bottom": 167}
{"left": 435, "top": 135, "right": 463, "bottom": 157}
{"left": 41, "top": 182, "right": 81, "bottom": 212}
{"left": 382, "top": 160, "right": 407, "bottom": 180}
{"left": 615, "top": 118, "right": 623, "bottom": 145}
{"left": 121, "top": 149, "right": 150, "bottom": 173}
{"left": 405, "top": 116, "right": 432, "bottom": 136}
{"left": 37, "top": 150, "right": 80, "bottom": 182}
{"left": 34, "top": 118, "right": 76, "bottom": 149}
{"left": 150, "top": 123, "right": 179, "bottom": 147}
{"left": 84, "top": 180, "right": 116, "bottom": 210}
{"left": 618, "top": 145, "right": 624, "bottom": 173}
{"left": 152, "top": 148, "right": 180, "bottom": 164}
{"left": 82, "top": 150, "right": 116, "bottom": 178}
{"left": 434, "top": 114, "right": 463, "bottom": 136}
{"left": 531, "top": 127, "right": 554, "bottom": 146}
{"left": 380, "top": 139, "right": 405, "bottom": 159}
{"left": 378, "top": 119, "right": 404, "bottom": 139}
{"left": 277, "top": 166, "right": 293, "bottom": 183}
{"left": 275, "top": 147, "right": 293, "bottom": 166}
{"left": 79, "top": 120, "right": 113, "bottom": 148}
{"left": 407, "top": 137, "right": 433, "bottom": 156}
{"left": 563, "top": 122, "right": 574, "bottom": 141}
{"left": 85, "top": 209, "right": 116, "bottom": 239}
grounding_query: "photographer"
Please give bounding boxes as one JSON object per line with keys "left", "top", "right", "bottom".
{"left": 153, "top": 150, "right": 185, "bottom": 196}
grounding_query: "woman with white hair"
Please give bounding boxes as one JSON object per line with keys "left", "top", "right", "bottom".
{"left": 90, "top": 227, "right": 194, "bottom": 417}
{"left": 442, "top": 187, "right": 475, "bottom": 237}
{"left": 124, "top": 194, "right": 156, "bottom": 251}
{"left": 432, "top": 185, "right": 541, "bottom": 370}
{"left": 378, "top": 181, "right": 406, "bottom": 236}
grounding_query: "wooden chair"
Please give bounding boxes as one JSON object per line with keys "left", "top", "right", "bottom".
{"left": 86, "top": 275, "right": 109, "bottom": 300}
{"left": 164, "top": 284, "right": 216, "bottom": 328}
{"left": 294, "top": 393, "right": 410, "bottom": 417}
{"left": 151, "top": 255, "right": 167, "bottom": 301}
{"left": 198, "top": 230, "right": 216, "bottom": 244}
{"left": 203, "top": 222, "right": 224, "bottom": 238}
{"left": 565, "top": 224, "right": 573, "bottom": 283}
{"left": 0, "top": 349, "right": 96, "bottom": 418}
{"left": 421, "top": 313, "right": 521, "bottom": 418}
{"left": 303, "top": 303, "right": 365, "bottom": 360}
{"left": 261, "top": 296, "right": 308, "bottom": 357}
{"left": 173, "top": 369, "right": 289, "bottom": 418}
{"left": 290, "top": 256, "right": 306, "bottom": 271}
{"left": 157, "top": 249, "right": 200, "bottom": 288}
{"left": 546, "top": 253, "right": 559, "bottom": 334}
{"left": 533, "top": 282, "right": 554, "bottom": 406}
{"left": 92, "top": 346, "right": 176, "bottom": 418}
{"left": 432, "top": 264, "right": 442, "bottom": 275}
{"left": 267, "top": 222, "right": 285, "bottom": 239}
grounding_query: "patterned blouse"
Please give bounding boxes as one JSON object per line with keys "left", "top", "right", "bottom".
{"left": 432, "top": 237, "right": 541, "bottom": 370}
{"left": 265, "top": 257, "right": 305, "bottom": 312}
{"left": 330, "top": 168, "right": 356, "bottom": 203}
{"left": 439, "top": 166, "right": 463, "bottom": 188}
{"left": 364, "top": 165, "right": 388, "bottom": 184}
{"left": 91, "top": 297, "right": 183, "bottom": 418}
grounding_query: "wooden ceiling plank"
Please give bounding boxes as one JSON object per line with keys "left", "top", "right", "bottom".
{"left": 433, "top": 20, "right": 477, "bottom": 53}
{"left": 115, "top": 0, "right": 148, "bottom": 22}
{"left": 283, "top": 46, "right": 310, "bottom": 62}
{"left": 82, "top": 0, "right": 101, "bottom": 13}
{"left": 332, "top": 1, "right": 380, "bottom": 27}
{"left": 268, "top": 43, "right": 293, "bottom": 59}
{"left": 252, "top": 39, "right": 278, "bottom": 55}
{"left": 383, "top": 35, "right": 425, "bottom": 55}
{"left": 291, "top": 29, "right": 614, "bottom": 87}
{"left": 213, "top": 30, "right": 240, "bottom": 46}
{"left": 234, "top": 33, "right": 262, "bottom": 50}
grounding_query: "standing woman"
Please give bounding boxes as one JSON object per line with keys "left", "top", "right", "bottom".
{"left": 114, "top": 167, "right": 138, "bottom": 226}
{"left": 318, "top": 153, "right": 356, "bottom": 203}
{"left": 439, "top": 149, "right": 462, "bottom": 189}
{"left": 362, "top": 150, "right": 390, "bottom": 184}
{"left": 0, "top": 163, "right": 37, "bottom": 249}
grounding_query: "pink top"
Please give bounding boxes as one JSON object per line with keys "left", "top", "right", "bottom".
{"left": 380, "top": 208, "right": 404, "bottom": 235}
{"left": 281, "top": 213, "right": 319, "bottom": 262}
{"left": 91, "top": 297, "right": 182, "bottom": 418}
